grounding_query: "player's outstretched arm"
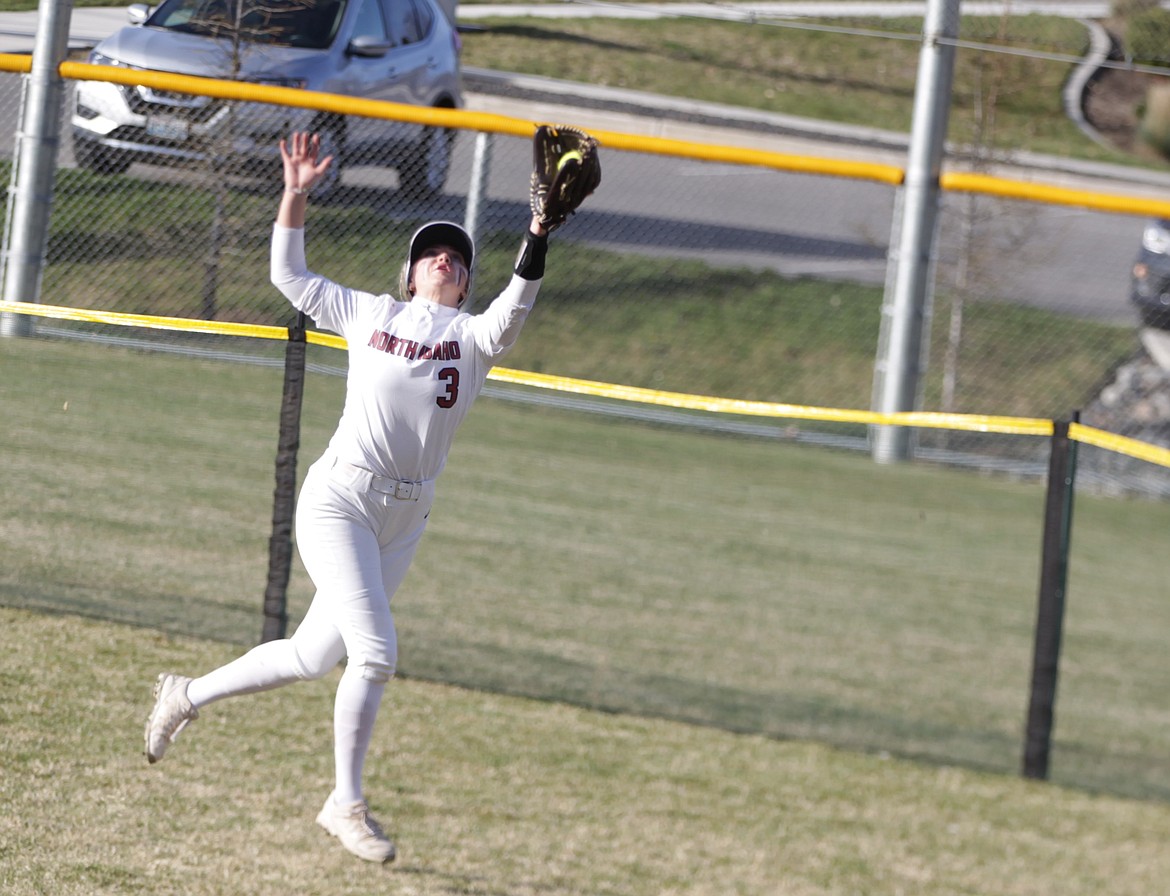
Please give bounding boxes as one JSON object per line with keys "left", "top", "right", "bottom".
{"left": 276, "top": 131, "right": 334, "bottom": 229}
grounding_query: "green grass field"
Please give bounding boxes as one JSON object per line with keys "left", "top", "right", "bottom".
{"left": 5, "top": 605, "right": 1170, "bottom": 896}
{"left": 3, "top": 6, "right": 1170, "bottom": 890}
{"left": 2, "top": 332, "right": 1170, "bottom": 894}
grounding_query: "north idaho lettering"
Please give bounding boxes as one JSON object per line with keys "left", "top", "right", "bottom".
{"left": 367, "top": 330, "right": 461, "bottom": 361}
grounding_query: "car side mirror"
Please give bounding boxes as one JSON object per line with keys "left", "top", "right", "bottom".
{"left": 347, "top": 35, "right": 394, "bottom": 58}
{"left": 127, "top": 3, "right": 151, "bottom": 25}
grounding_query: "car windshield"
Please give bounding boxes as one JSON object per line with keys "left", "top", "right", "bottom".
{"left": 147, "top": 0, "right": 347, "bottom": 50}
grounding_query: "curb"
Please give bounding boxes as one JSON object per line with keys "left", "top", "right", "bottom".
{"left": 1063, "top": 17, "right": 1117, "bottom": 152}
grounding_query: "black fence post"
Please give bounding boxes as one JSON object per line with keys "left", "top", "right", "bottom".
{"left": 1022, "top": 412, "right": 1080, "bottom": 780}
{"left": 261, "top": 312, "right": 307, "bottom": 644}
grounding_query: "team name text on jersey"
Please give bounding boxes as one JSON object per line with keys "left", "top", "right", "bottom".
{"left": 367, "top": 329, "right": 462, "bottom": 361}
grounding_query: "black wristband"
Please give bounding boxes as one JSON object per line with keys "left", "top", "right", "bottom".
{"left": 514, "top": 230, "right": 548, "bottom": 281}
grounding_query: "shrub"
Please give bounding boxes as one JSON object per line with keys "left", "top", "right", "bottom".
{"left": 1112, "top": 0, "right": 1161, "bottom": 20}
{"left": 1127, "top": 8, "right": 1170, "bottom": 65}
{"left": 1139, "top": 82, "right": 1170, "bottom": 159}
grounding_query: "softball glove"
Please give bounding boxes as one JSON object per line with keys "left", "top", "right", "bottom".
{"left": 530, "top": 124, "right": 601, "bottom": 232}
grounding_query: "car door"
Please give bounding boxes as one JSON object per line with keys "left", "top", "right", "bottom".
{"left": 333, "top": 0, "right": 404, "bottom": 162}
{"left": 383, "top": 0, "right": 436, "bottom": 101}
{"left": 375, "top": 0, "right": 442, "bottom": 157}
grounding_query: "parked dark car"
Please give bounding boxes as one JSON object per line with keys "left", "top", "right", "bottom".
{"left": 71, "top": 0, "right": 463, "bottom": 197}
{"left": 1131, "top": 218, "right": 1170, "bottom": 329}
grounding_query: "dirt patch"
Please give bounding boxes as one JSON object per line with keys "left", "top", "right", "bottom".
{"left": 1083, "top": 66, "right": 1150, "bottom": 153}
{"left": 1082, "top": 64, "right": 1168, "bottom": 162}
{"left": 1080, "top": 31, "right": 1170, "bottom": 164}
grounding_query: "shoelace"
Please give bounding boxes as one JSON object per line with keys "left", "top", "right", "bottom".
{"left": 348, "top": 804, "right": 387, "bottom": 839}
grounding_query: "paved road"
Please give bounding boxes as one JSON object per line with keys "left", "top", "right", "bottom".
{"left": 0, "top": 3, "right": 1161, "bottom": 322}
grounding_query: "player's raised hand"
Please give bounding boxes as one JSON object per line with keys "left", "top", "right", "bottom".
{"left": 280, "top": 130, "right": 334, "bottom": 195}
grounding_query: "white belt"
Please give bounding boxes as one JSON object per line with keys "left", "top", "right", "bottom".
{"left": 334, "top": 458, "right": 423, "bottom": 502}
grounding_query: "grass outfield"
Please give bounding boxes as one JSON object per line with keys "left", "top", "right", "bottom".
{"left": 4, "top": 606, "right": 1170, "bottom": 896}
{"left": 2, "top": 334, "right": 1170, "bottom": 892}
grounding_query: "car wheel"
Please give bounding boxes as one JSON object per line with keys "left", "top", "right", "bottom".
{"left": 399, "top": 125, "right": 453, "bottom": 200}
{"left": 309, "top": 121, "right": 345, "bottom": 200}
{"left": 73, "top": 135, "right": 132, "bottom": 175}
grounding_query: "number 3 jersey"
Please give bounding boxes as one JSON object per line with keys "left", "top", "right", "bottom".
{"left": 271, "top": 224, "right": 540, "bottom": 483}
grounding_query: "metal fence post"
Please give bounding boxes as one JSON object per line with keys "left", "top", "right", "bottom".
{"left": 871, "top": 0, "right": 960, "bottom": 462}
{"left": 261, "top": 312, "right": 308, "bottom": 643}
{"left": 464, "top": 130, "right": 493, "bottom": 246}
{"left": 1022, "top": 413, "right": 1080, "bottom": 780}
{"left": 0, "top": 0, "right": 73, "bottom": 338}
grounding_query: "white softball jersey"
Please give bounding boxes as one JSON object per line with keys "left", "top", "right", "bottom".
{"left": 271, "top": 224, "right": 540, "bottom": 484}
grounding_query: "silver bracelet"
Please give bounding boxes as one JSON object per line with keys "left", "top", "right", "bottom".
{"left": 285, "top": 185, "right": 312, "bottom": 196}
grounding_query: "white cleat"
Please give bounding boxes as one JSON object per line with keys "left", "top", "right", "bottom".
{"left": 316, "top": 794, "right": 397, "bottom": 863}
{"left": 144, "top": 673, "right": 198, "bottom": 764}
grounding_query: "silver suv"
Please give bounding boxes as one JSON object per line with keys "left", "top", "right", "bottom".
{"left": 71, "top": 0, "right": 463, "bottom": 197}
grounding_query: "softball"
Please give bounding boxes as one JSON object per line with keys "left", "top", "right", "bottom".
{"left": 558, "top": 151, "right": 583, "bottom": 170}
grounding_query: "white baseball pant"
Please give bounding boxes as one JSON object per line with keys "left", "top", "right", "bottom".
{"left": 185, "top": 452, "right": 435, "bottom": 803}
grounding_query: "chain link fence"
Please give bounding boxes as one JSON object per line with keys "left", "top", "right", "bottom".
{"left": 3, "top": 46, "right": 1169, "bottom": 481}
{"left": 3, "top": 64, "right": 1166, "bottom": 472}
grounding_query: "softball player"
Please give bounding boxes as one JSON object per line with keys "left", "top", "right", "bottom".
{"left": 144, "top": 131, "right": 550, "bottom": 864}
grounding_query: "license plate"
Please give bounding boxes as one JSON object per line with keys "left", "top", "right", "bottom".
{"left": 146, "top": 115, "right": 189, "bottom": 141}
